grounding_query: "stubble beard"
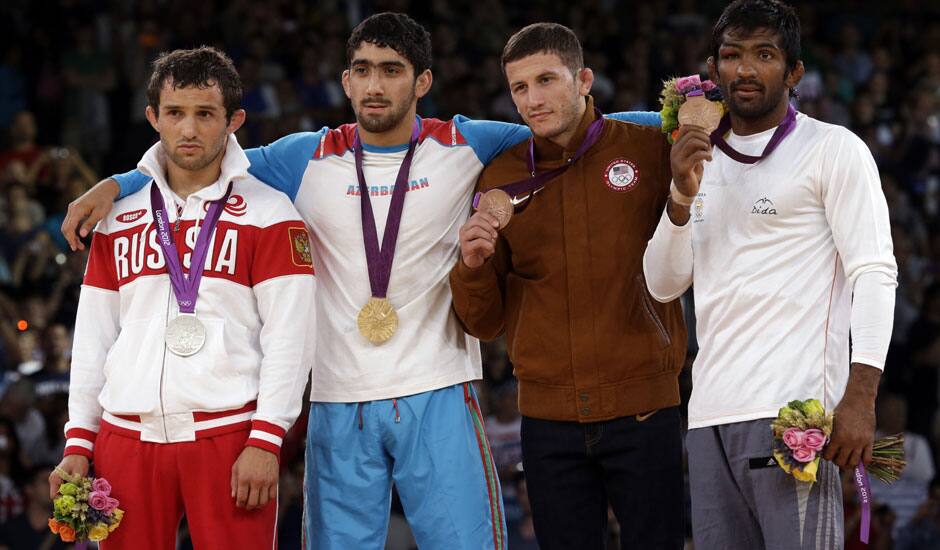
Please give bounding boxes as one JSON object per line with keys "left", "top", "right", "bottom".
{"left": 356, "top": 88, "right": 416, "bottom": 134}
{"left": 723, "top": 79, "right": 789, "bottom": 122}
{"left": 165, "top": 134, "right": 227, "bottom": 173}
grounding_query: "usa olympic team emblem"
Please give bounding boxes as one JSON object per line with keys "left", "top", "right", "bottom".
{"left": 603, "top": 159, "right": 639, "bottom": 192}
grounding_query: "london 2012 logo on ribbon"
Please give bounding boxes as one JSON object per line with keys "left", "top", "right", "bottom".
{"left": 603, "top": 159, "right": 639, "bottom": 193}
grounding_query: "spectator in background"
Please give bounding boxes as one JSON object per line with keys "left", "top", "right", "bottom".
{"left": 0, "top": 380, "right": 44, "bottom": 469}
{"left": 0, "top": 112, "right": 41, "bottom": 178}
{"left": 0, "top": 418, "right": 24, "bottom": 525}
{"left": 0, "top": 464, "right": 68, "bottom": 550}
{"left": 61, "top": 26, "right": 115, "bottom": 170}
{"left": 871, "top": 392, "right": 936, "bottom": 538}
{"left": 908, "top": 284, "right": 940, "bottom": 439}
{"left": 485, "top": 381, "right": 522, "bottom": 480}
{"left": 896, "top": 477, "right": 940, "bottom": 550}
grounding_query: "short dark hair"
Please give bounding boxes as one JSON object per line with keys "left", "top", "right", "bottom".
{"left": 711, "top": 0, "right": 801, "bottom": 71}
{"left": 501, "top": 23, "right": 584, "bottom": 75}
{"left": 146, "top": 46, "right": 242, "bottom": 120}
{"left": 347, "top": 13, "right": 432, "bottom": 77}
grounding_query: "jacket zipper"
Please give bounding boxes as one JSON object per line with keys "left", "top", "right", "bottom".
{"left": 158, "top": 245, "right": 173, "bottom": 442}
{"left": 637, "top": 275, "right": 671, "bottom": 347}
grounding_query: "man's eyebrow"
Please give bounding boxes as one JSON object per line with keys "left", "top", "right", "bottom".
{"left": 351, "top": 59, "right": 407, "bottom": 68}
{"left": 721, "top": 40, "right": 782, "bottom": 50}
{"left": 160, "top": 103, "right": 222, "bottom": 111}
{"left": 509, "top": 70, "right": 560, "bottom": 88}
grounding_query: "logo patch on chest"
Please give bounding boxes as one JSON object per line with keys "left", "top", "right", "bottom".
{"left": 203, "top": 194, "right": 248, "bottom": 216}
{"left": 751, "top": 197, "right": 778, "bottom": 215}
{"left": 116, "top": 209, "right": 147, "bottom": 223}
{"left": 603, "top": 159, "right": 639, "bottom": 193}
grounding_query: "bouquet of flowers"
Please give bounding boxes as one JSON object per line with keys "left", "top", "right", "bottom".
{"left": 48, "top": 468, "right": 124, "bottom": 544}
{"left": 659, "top": 74, "right": 725, "bottom": 144}
{"left": 771, "top": 398, "right": 906, "bottom": 483}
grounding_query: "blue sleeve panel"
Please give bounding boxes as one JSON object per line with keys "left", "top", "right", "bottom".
{"left": 452, "top": 116, "right": 531, "bottom": 166}
{"left": 451, "top": 111, "right": 662, "bottom": 169}
{"left": 113, "top": 169, "right": 151, "bottom": 199}
{"left": 112, "top": 129, "right": 328, "bottom": 202}
{"left": 605, "top": 111, "right": 663, "bottom": 127}
{"left": 244, "top": 129, "right": 327, "bottom": 202}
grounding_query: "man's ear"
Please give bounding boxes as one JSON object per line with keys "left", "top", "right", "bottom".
{"left": 341, "top": 69, "right": 351, "bottom": 99}
{"left": 577, "top": 68, "right": 594, "bottom": 97}
{"left": 707, "top": 56, "right": 718, "bottom": 83}
{"left": 415, "top": 69, "right": 433, "bottom": 99}
{"left": 785, "top": 60, "right": 805, "bottom": 89}
{"left": 227, "top": 109, "right": 247, "bottom": 134}
{"left": 145, "top": 106, "right": 159, "bottom": 132}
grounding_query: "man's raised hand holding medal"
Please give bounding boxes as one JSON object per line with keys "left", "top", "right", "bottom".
{"left": 660, "top": 75, "right": 723, "bottom": 225}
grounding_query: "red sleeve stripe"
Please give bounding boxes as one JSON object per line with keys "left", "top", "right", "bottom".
{"left": 65, "top": 428, "right": 98, "bottom": 442}
{"left": 83, "top": 231, "right": 119, "bottom": 291}
{"left": 192, "top": 401, "right": 257, "bottom": 421}
{"left": 64, "top": 445, "right": 94, "bottom": 459}
{"left": 248, "top": 429, "right": 283, "bottom": 448}
{"left": 245, "top": 437, "right": 282, "bottom": 457}
{"left": 251, "top": 221, "right": 315, "bottom": 285}
{"left": 251, "top": 420, "right": 287, "bottom": 438}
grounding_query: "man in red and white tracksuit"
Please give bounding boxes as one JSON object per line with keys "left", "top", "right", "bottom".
{"left": 51, "top": 47, "right": 315, "bottom": 549}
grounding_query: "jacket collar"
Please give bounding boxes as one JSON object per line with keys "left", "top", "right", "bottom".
{"left": 530, "top": 95, "right": 598, "bottom": 163}
{"left": 138, "top": 134, "right": 249, "bottom": 203}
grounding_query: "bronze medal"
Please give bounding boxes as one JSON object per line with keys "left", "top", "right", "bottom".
{"left": 357, "top": 297, "right": 399, "bottom": 345}
{"left": 476, "top": 189, "right": 513, "bottom": 229}
{"left": 678, "top": 96, "right": 723, "bottom": 134}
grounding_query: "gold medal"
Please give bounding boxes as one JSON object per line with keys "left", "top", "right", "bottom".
{"left": 678, "top": 95, "right": 723, "bottom": 134}
{"left": 476, "top": 189, "right": 514, "bottom": 229}
{"left": 357, "top": 297, "right": 399, "bottom": 345}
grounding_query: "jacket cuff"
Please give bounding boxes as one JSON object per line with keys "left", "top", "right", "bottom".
{"left": 64, "top": 427, "right": 97, "bottom": 459}
{"left": 453, "top": 257, "right": 497, "bottom": 292}
{"left": 244, "top": 420, "right": 286, "bottom": 457}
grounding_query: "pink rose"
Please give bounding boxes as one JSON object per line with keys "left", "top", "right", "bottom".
{"left": 701, "top": 80, "right": 717, "bottom": 91}
{"left": 92, "top": 478, "right": 112, "bottom": 495}
{"left": 105, "top": 497, "right": 120, "bottom": 513}
{"left": 792, "top": 446, "right": 816, "bottom": 463}
{"left": 782, "top": 428, "right": 805, "bottom": 450}
{"left": 675, "top": 75, "right": 702, "bottom": 94}
{"left": 88, "top": 491, "right": 110, "bottom": 511}
{"left": 803, "top": 429, "right": 827, "bottom": 452}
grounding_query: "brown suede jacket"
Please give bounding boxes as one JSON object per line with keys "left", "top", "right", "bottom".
{"left": 449, "top": 98, "right": 687, "bottom": 422}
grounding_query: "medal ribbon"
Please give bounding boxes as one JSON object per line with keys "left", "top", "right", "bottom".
{"left": 709, "top": 104, "right": 797, "bottom": 164}
{"left": 854, "top": 462, "right": 872, "bottom": 544}
{"left": 472, "top": 108, "right": 606, "bottom": 211}
{"left": 150, "top": 182, "right": 232, "bottom": 314}
{"left": 353, "top": 119, "right": 421, "bottom": 299}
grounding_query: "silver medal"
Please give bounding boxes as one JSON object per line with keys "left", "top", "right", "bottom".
{"left": 165, "top": 314, "right": 206, "bottom": 356}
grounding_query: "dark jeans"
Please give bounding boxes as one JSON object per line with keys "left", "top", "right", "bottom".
{"left": 521, "top": 407, "right": 685, "bottom": 550}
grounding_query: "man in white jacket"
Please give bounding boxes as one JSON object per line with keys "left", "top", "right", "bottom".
{"left": 48, "top": 47, "right": 315, "bottom": 549}
{"left": 643, "top": 1, "right": 897, "bottom": 548}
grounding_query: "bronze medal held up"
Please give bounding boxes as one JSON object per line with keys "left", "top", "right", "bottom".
{"left": 678, "top": 95, "right": 723, "bottom": 134}
{"left": 476, "top": 189, "right": 514, "bottom": 229}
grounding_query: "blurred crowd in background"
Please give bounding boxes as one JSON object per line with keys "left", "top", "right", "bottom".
{"left": 0, "top": 0, "right": 939, "bottom": 548}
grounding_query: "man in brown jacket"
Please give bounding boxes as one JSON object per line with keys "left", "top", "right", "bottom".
{"left": 450, "top": 23, "right": 687, "bottom": 549}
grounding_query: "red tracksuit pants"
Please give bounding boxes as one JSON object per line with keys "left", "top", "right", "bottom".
{"left": 94, "top": 421, "right": 277, "bottom": 550}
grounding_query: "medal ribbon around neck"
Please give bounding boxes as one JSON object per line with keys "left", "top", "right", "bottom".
{"left": 353, "top": 119, "right": 421, "bottom": 345}
{"left": 709, "top": 103, "right": 797, "bottom": 164}
{"left": 472, "top": 108, "right": 606, "bottom": 215}
{"left": 150, "top": 181, "right": 232, "bottom": 315}
{"left": 353, "top": 118, "right": 421, "bottom": 302}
